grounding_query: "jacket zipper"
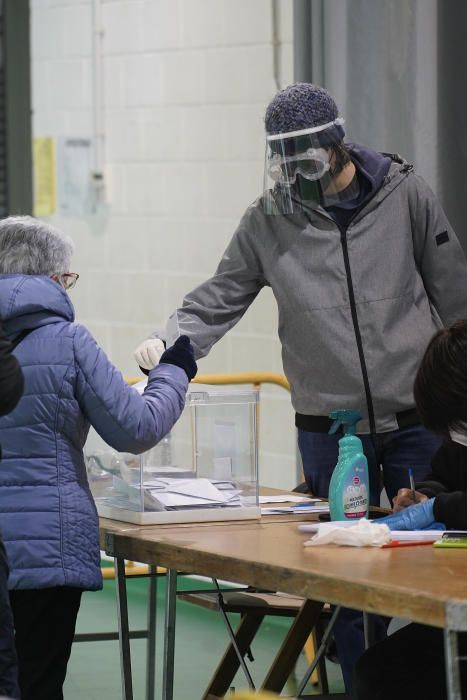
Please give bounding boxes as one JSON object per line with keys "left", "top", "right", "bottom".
{"left": 338, "top": 223, "right": 377, "bottom": 435}
{"left": 303, "top": 161, "right": 413, "bottom": 433}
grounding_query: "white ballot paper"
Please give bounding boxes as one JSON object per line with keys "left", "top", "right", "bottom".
{"left": 258, "top": 495, "right": 320, "bottom": 504}
{"left": 145, "top": 477, "right": 242, "bottom": 510}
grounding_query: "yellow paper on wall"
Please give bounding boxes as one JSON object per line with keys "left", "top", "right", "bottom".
{"left": 33, "top": 137, "right": 57, "bottom": 217}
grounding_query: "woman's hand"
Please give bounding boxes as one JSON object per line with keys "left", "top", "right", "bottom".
{"left": 392, "top": 488, "right": 428, "bottom": 512}
{"left": 378, "top": 498, "right": 442, "bottom": 531}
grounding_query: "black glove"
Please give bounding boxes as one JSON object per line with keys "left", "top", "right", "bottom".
{"left": 159, "top": 335, "right": 197, "bottom": 381}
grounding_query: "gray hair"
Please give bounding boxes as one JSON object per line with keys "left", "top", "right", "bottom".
{"left": 0, "top": 215, "right": 74, "bottom": 275}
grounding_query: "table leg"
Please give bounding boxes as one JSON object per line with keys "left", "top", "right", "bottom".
{"left": 203, "top": 613, "right": 264, "bottom": 700}
{"left": 444, "top": 627, "right": 462, "bottom": 700}
{"left": 294, "top": 603, "right": 340, "bottom": 698}
{"left": 363, "top": 612, "right": 377, "bottom": 649}
{"left": 115, "top": 557, "right": 134, "bottom": 700}
{"left": 213, "top": 579, "right": 255, "bottom": 690}
{"left": 162, "top": 568, "right": 177, "bottom": 700}
{"left": 146, "top": 565, "right": 158, "bottom": 700}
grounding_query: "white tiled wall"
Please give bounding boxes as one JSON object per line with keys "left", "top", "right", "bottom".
{"left": 30, "top": 0, "right": 298, "bottom": 489}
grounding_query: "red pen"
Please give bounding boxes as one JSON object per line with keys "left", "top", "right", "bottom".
{"left": 381, "top": 540, "right": 435, "bottom": 548}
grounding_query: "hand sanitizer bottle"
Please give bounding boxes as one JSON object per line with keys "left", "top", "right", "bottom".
{"left": 328, "top": 409, "right": 369, "bottom": 521}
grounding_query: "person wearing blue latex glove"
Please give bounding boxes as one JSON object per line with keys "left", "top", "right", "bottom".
{"left": 376, "top": 498, "right": 445, "bottom": 531}
{"left": 354, "top": 320, "right": 467, "bottom": 700}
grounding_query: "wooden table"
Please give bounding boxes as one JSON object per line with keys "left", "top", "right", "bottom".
{"left": 102, "top": 517, "right": 467, "bottom": 700}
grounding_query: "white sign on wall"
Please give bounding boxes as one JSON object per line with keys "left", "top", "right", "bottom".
{"left": 57, "top": 137, "right": 94, "bottom": 216}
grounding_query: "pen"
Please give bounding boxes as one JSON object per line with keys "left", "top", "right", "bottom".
{"left": 381, "top": 540, "right": 434, "bottom": 549}
{"left": 408, "top": 467, "right": 416, "bottom": 502}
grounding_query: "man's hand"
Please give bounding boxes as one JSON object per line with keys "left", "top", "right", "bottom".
{"left": 392, "top": 488, "right": 428, "bottom": 513}
{"left": 133, "top": 338, "right": 166, "bottom": 371}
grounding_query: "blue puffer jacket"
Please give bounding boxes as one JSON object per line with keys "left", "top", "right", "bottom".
{"left": 0, "top": 274, "right": 189, "bottom": 591}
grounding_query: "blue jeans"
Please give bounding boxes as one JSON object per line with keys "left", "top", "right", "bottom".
{"left": 298, "top": 423, "right": 442, "bottom": 505}
{"left": 298, "top": 423, "right": 442, "bottom": 692}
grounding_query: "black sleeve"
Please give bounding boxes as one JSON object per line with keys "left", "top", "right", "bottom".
{"left": 433, "top": 491, "right": 467, "bottom": 530}
{"left": 416, "top": 441, "right": 461, "bottom": 496}
{"left": 0, "top": 320, "right": 24, "bottom": 416}
{"left": 417, "top": 441, "right": 467, "bottom": 529}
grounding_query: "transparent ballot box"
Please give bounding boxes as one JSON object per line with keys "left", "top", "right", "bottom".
{"left": 85, "top": 383, "right": 260, "bottom": 524}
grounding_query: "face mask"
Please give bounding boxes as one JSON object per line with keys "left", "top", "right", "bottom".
{"left": 449, "top": 428, "right": 467, "bottom": 447}
{"left": 294, "top": 174, "right": 324, "bottom": 205}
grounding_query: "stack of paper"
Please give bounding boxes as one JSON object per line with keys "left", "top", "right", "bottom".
{"left": 143, "top": 477, "right": 242, "bottom": 511}
{"left": 260, "top": 495, "right": 329, "bottom": 516}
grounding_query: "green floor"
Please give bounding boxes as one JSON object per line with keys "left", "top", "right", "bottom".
{"left": 64, "top": 568, "right": 345, "bottom": 699}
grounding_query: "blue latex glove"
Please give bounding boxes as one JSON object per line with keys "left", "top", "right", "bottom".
{"left": 377, "top": 498, "right": 445, "bottom": 531}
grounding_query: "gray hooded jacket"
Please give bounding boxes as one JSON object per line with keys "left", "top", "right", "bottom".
{"left": 167, "top": 153, "right": 467, "bottom": 434}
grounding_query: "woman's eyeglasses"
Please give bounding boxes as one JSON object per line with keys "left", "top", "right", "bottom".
{"left": 59, "top": 272, "right": 79, "bottom": 290}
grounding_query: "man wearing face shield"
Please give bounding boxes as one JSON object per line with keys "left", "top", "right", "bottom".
{"left": 135, "top": 83, "right": 467, "bottom": 689}
{"left": 264, "top": 115, "right": 357, "bottom": 214}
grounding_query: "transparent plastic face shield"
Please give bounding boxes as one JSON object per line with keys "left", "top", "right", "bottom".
{"left": 263, "top": 118, "right": 349, "bottom": 215}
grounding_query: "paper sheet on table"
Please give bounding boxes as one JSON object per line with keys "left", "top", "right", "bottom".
{"left": 261, "top": 503, "right": 330, "bottom": 515}
{"left": 258, "top": 495, "right": 322, "bottom": 504}
{"left": 157, "top": 477, "right": 230, "bottom": 500}
{"left": 141, "top": 477, "right": 242, "bottom": 510}
{"left": 153, "top": 492, "right": 236, "bottom": 508}
{"left": 382, "top": 530, "right": 443, "bottom": 542}
{"left": 299, "top": 520, "right": 444, "bottom": 544}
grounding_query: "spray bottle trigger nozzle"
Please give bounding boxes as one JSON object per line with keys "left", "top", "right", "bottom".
{"left": 328, "top": 419, "right": 342, "bottom": 435}
{"left": 328, "top": 409, "right": 362, "bottom": 436}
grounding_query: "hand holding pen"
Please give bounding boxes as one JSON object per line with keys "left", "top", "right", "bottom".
{"left": 392, "top": 468, "right": 429, "bottom": 513}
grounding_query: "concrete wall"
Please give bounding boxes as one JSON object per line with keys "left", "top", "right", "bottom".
{"left": 30, "top": 0, "right": 298, "bottom": 488}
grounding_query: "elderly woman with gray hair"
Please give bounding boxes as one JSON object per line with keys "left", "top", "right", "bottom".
{"left": 0, "top": 216, "right": 197, "bottom": 700}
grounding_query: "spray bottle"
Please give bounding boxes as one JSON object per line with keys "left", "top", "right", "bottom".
{"left": 328, "top": 409, "right": 369, "bottom": 520}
